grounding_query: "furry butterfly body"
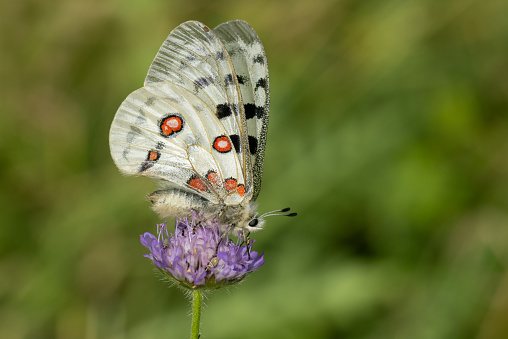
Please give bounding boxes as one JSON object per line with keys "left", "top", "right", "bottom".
{"left": 109, "top": 20, "right": 271, "bottom": 235}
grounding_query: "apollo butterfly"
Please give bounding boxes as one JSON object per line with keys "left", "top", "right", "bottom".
{"left": 109, "top": 20, "right": 295, "bottom": 235}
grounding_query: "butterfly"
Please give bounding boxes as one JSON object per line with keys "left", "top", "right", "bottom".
{"left": 109, "top": 20, "right": 295, "bottom": 236}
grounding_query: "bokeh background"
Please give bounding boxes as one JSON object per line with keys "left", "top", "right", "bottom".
{"left": 2, "top": 0, "right": 508, "bottom": 338}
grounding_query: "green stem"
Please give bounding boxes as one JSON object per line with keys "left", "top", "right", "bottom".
{"left": 190, "top": 289, "right": 202, "bottom": 339}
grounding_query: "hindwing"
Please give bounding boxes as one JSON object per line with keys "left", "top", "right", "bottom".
{"left": 110, "top": 81, "right": 247, "bottom": 205}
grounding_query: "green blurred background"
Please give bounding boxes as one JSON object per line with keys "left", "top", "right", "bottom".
{"left": 2, "top": 0, "right": 508, "bottom": 338}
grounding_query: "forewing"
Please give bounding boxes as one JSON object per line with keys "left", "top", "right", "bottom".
{"left": 213, "top": 20, "right": 269, "bottom": 201}
{"left": 143, "top": 21, "right": 253, "bottom": 200}
{"left": 109, "top": 81, "right": 247, "bottom": 205}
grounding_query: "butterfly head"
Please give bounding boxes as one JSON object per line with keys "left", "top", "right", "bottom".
{"left": 242, "top": 207, "right": 297, "bottom": 234}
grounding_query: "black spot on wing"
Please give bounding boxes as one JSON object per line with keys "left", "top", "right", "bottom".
{"left": 145, "top": 97, "right": 156, "bottom": 106}
{"left": 194, "top": 77, "right": 212, "bottom": 89}
{"left": 229, "top": 134, "right": 241, "bottom": 153}
{"left": 253, "top": 54, "right": 265, "bottom": 64}
{"left": 256, "top": 78, "right": 267, "bottom": 89}
{"left": 237, "top": 75, "right": 247, "bottom": 84}
{"left": 155, "top": 142, "right": 164, "bottom": 150}
{"left": 255, "top": 105, "right": 265, "bottom": 119}
{"left": 227, "top": 47, "right": 239, "bottom": 57}
{"left": 248, "top": 136, "right": 258, "bottom": 155}
{"left": 244, "top": 104, "right": 265, "bottom": 119}
{"left": 244, "top": 103, "right": 256, "bottom": 119}
{"left": 216, "top": 103, "right": 233, "bottom": 119}
{"left": 215, "top": 51, "right": 225, "bottom": 60}
{"left": 224, "top": 74, "right": 234, "bottom": 86}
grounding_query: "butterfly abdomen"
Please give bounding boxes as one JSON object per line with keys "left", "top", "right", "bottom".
{"left": 149, "top": 189, "right": 212, "bottom": 218}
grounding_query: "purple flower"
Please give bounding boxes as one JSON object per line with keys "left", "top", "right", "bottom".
{"left": 140, "top": 213, "right": 265, "bottom": 290}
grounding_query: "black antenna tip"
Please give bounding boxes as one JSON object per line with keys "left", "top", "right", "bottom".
{"left": 286, "top": 213, "right": 298, "bottom": 217}
{"left": 280, "top": 207, "right": 291, "bottom": 212}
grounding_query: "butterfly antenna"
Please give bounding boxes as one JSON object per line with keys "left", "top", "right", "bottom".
{"left": 259, "top": 207, "right": 298, "bottom": 219}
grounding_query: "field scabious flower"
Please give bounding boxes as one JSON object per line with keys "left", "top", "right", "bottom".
{"left": 140, "top": 213, "right": 264, "bottom": 290}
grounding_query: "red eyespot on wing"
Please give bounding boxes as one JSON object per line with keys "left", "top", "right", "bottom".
{"left": 187, "top": 175, "right": 207, "bottom": 192}
{"left": 160, "top": 115, "right": 183, "bottom": 137}
{"left": 236, "top": 184, "right": 245, "bottom": 197}
{"left": 148, "top": 151, "right": 159, "bottom": 161}
{"left": 225, "top": 178, "right": 237, "bottom": 191}
{"left": 207, "top": 171, "right": 221, "bottom": 189}
{"left": 213, "top": 136, "right": 232, "bottom": 153}
{"left": 139, "top": 149, "right": 161, "bottom": 173}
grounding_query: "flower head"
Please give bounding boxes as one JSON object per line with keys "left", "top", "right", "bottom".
{"left": 140, "top": 213, "right": 264, "bottom": 290}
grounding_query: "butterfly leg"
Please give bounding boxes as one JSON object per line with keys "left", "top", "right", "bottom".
{"left": 209, "top": 226, "right": 230, "bottom": 270}
{"left": 215, "top": 222, "right": 234, "bottom": 254}
{"left": 238, "top": 231, "right": 252, "bottom": 260}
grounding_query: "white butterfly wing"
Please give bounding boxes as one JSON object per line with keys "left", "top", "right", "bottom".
{"left": 213, "top": 20, "right": 269, "bottom": 201}
{"left": 143, "top": 21, "right": 254, "bottom": 200}
{"left": 110, "top": 81, "right": 247, "bottom": 205}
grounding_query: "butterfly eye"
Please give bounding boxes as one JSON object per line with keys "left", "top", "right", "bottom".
{"left": 248, "top": 219, "right": 258, "bottom": 227}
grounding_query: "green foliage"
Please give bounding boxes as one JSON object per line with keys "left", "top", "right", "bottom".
{"left": 2, "top": 0, "right": 508, "bottom": 338}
